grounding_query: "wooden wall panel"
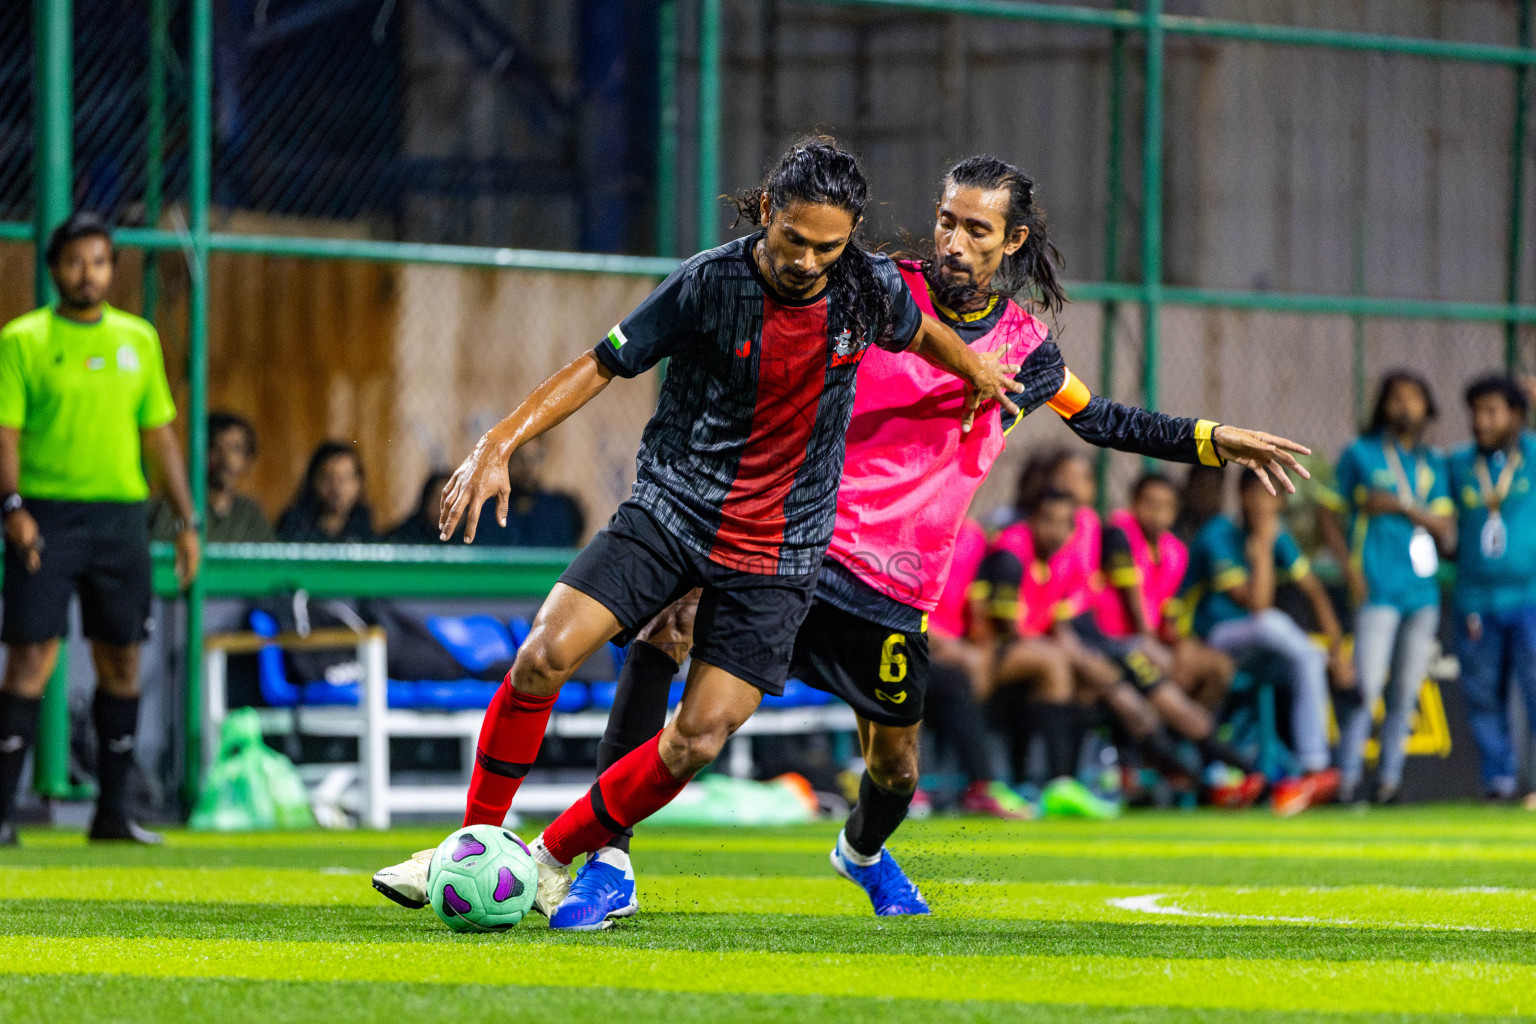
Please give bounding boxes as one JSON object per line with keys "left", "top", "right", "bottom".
{"left": 0, "top": 240, "right": 657, "bottom": 538}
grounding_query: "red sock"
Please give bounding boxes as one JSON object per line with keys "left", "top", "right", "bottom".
{"left": 463, "top": 676, "right": 558, "bottom": 826}
{"left": 542, "top": 731, "right": 688, "bottom": 864}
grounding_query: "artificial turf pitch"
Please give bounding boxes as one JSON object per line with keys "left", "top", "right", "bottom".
{"left": 2, "top": 807, "right": 1535, "bottom": 1022}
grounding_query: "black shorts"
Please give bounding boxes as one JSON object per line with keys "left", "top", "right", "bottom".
{"left": 791, "top": 600, "right": 930, "bottom": 727}
{"left": 2, "top": 499, "right": 154, "bottom": 646}
{"left": 1069, "top": 613, "right": 1164, "bottom": 695}
{"left": 558, "top": 501, "right": 817, "bottom": 694}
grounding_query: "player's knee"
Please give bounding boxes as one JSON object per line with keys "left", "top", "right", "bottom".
{"left": 661, "top": 722, "right": 730, "bottom": 774}
{"left": 510, "top": 636, "right": 574, "bottom": 696}
{"left": 866, "top": 750, "right": 918, "bottom": 793}
{"left": 96, "top": 674, "right": 140, "bottom": 699}
{"left": 3, "top": 643, "right": 58, "bottom": 698}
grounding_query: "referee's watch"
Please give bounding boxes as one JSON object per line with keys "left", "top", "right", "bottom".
{"left": 1, "top": 493, "right": 22, "bottom": 518}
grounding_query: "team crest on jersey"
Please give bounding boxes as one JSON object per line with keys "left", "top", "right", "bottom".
{"left": 830, "top": 328, "right": 863, "bottom": 367}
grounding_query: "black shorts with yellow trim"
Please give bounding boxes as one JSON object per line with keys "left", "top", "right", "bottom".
{"left": 1068, "top": 613, "right": 1165, "bottom": 696}
{"left": 790, "top": 600, "right": 929, "bottom": 728}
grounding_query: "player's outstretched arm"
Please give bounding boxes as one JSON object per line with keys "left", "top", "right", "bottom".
{"left": 1058, "top": 391, "right": 1310, "bottom": 496}
{"left": 1021, "top": 343, "right": 1310, "bottom": 494}
{"left": 440, "top": 351, "right": 616, "bottom": 543}
{"left": 907, "top": 313, "right": 1023, "bottom": 433}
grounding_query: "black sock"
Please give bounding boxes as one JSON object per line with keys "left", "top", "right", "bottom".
{"left": 1029, "top": 702, "right": 1082, "bottom": 781}
{"left": 0, "top": 693, "right": 42, "bottom": 827}
{"left": 844, "top": 770, "right": 914, "bottom": 858}
{"left": 1196, "top": 734, "right": 1255, "bottom": 774}
{"left": 594, "top": 642, "right": 678, "bottom": 854}
{"left": 92, "top": 692, "right": 140, "bottom": 820}
{"left": 1137, "top": 727, "right": 1193, "bottom": 781}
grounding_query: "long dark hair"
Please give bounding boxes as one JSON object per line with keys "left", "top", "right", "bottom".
{"left": 1365, "top": 369, "right": 1439, "bottom": 435}
{"left": 291, "top": 441, "right": 369, "bottom": 515}
{"left": 730, "top": 135, "right": 893, "bottom": 347}
{"left": 904, "top": 155, "right": 1067, "bottom": 317}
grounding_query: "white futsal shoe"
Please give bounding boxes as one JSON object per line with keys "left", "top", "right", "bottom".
{"left": 371, "top": 848, "right": 434, "bottom": 909}
{"left": 528, "top": 836, "right": 574, "bottom": 917}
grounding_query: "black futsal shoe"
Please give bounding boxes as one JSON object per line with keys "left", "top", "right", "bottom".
{"left": 88, "top": 814, "right": 164, "bottom": 844}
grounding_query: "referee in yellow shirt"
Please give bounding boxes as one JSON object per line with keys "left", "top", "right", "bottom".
{"left": 0, "top": 213, "right": 200, "bottom": 845}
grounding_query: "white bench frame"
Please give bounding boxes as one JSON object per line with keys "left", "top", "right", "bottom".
{"left": 203, "top": 628, "right": 857, "bottom": 829}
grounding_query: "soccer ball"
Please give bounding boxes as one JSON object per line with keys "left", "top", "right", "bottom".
{"left": 427, "top": 824, "right": 538, "bottom": 932}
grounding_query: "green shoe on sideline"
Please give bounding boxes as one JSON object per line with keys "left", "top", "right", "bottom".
{"left": 1041, "top": 776, "right": 1122, "bottom": 820}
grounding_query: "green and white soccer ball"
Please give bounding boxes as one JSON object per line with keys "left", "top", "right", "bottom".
{"left": 427, "top": 824, "right": 538, "bottom": 932}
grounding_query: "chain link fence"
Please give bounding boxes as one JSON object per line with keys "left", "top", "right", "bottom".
{"left": 0, "top": 0, "right": 1531, "bottom": 530}
{"left": 0, "top": 4, "right": 30, "bottom": 222}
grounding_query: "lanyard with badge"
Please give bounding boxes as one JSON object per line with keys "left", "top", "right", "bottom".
{"left": 1473, "top": 450, "right": 1522, "bottom": 560}
{"left": 1382, "top": 442, "right": 1439, "bottom": 578}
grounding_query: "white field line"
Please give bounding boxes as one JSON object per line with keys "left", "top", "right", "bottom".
{"left": 1106, "top": 893, "right": 1496, "bottom": 932}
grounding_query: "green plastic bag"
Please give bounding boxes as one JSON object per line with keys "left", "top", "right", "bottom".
{"left": 189, "top": 708, "right": 316, "bottom": 831}
{"left": 648, "top": 772, "right": 818, "bottom": 826}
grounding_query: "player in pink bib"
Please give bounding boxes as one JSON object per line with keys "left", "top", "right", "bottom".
{"left": 1096, "top": 474, "right": 1237, "bottom": 711}
{"left": 391, "top": 156, "right": 1310, "bottom": 928}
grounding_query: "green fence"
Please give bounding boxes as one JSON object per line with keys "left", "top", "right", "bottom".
{"left": 3, "top": 0, "right": 1535, "bottom": 805}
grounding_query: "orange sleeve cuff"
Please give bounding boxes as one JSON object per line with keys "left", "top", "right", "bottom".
{"left": 1047, "top": 369, "right": 1092, "bottom": 418}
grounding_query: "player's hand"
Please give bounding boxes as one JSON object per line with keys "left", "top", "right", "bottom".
{"left": 961, "top": 347, "right": 1024, "bottom": 434}
{"left": 1212, "top": 425, "right": 1311, "bottom": 495}
{"left": 440, "top": 434, "right": 514, "bottom": 544}
{"left": 173, "top": 528, "right": 201, "bottom": 589}
{"left": 4, "top": 508, "right": 42, "bottom": 573}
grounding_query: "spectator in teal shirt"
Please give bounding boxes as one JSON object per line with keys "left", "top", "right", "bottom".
{"left": 1447, "top": 375, "right": 1536, "bottom": 801}
{"left": 1318, "top": 372, "right": 1454, "bottom": 805}
{"left": 1180, "top": 470, "right": 1349, "bottom": 810}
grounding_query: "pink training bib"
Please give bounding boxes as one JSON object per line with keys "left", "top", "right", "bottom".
{"left": 928, "top": 517, "right": 987, "bottom": 639}
{"left": 825, "top": 264, "right": 1049, "bottom": 612}
{"left": 991, "top": 521, "right": 1095, "bottom": 637}
{"left": 1092, "top": 509, "right": 1190, "bottom": 638}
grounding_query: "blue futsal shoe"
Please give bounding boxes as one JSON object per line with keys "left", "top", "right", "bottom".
{"left": 829, "top": 831, "right": 931, "bottom": 917}
{"left": 548, "top": 851, "right": 638, "bottom": 932}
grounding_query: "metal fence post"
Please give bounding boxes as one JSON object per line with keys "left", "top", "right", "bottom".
{"left": 1507, "top": 0, "right": 1533, "bottom": 372}
{"left": 141, "top": 0, "right": 169, "bottom": 324}
{"left": 29, "top": 0, "right": 76, "bottom": 802}
{"left": 696, "top": 0, "right": 721, "bottom": 253}
{"left": 656, "top": 0, "right": 680, "bottom": 258}
{"left": 1095, "top": 0, "right": 1130, "bottom": 510}
{"left": 181, "top": 0, "right": 212, "bottom": 807}
{"left": 1140, "top": 0, "right": 1164, "bottom": 417}
{"left": 32, "top": 0, "right": 70, "bottom": 307}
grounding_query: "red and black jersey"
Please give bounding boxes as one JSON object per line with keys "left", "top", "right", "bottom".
{"left": 593, "top": 234, "right": 923, "bottom": 576}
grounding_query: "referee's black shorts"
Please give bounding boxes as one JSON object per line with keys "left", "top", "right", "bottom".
{"left": 2, "top": 499, "right": 154, "bottom": 646}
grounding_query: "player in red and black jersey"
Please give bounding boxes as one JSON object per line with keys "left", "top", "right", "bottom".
{"left": 370, "top": 137, "right": 1022, "bottom": 915}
